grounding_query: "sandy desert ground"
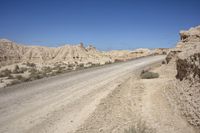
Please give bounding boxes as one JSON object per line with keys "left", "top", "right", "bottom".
{"left": 75, "top": 62, "right": 198, "bottom": 133}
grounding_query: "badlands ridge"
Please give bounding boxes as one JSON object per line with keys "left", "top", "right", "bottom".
{"left": 0, "top": 39, "right": 167, "bottom": 66}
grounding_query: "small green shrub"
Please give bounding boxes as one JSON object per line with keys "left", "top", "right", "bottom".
{"left": 55, "top": 69, "right": 64, "bottom": 74}
{"left": 9, "top": 80, "right": 21, "bottom": 85}
{"left": 140, "top": 71, "right": 159, "bottom": 79}
{"left": 68, "top": 64, "right": 74, "bottom": 68}
{"left": 124, "top": 122, "right": 155, "bottom": 133}
{"left": 29, "top": 74, "right": 40, "bottom": 80}
{"left": 15, "top": 75, "right": 24, "bottom": 80}
{"left": 42, "top": 66, "right": 52, "bottom": 74}
{"left": 28, "top": 68, "right": 40, "bottom": 80}
{"left": 8, "top": 74, "right": 14, "bottom": 79}
{"left": 75, "top": 63, "right": 85, "bottom": 70}
{"left": 50, "top": 72, "right": 57, "bottom": 76}
{"left": 27, "top": 65, "right": 66, "bottom": 80}
{"left": 53, "top": 65, "right": 66, "bottom": 74}
{"left": 8, "top": 75, "right": 28, "bottom": 86}
{"left": 114, "top": 59, "right": 123, "bottom": 63}
{"left": 39, "top": 71, "right": 48, "bottom": 77}
{"left": 162, "top": 60, "right": 166, "bottom": 64}
{"left": 22, "top": 77, "right": 31, "bottom": 82}
{"left": 26, "top": 62, "right": 36, "bottom": 67}
{"left": 79, "top": 63, "right": 84, "bottom": 68}
{"left": 13, "top": 65, "right": 28, "bottom": 74}
{"left": 28, "top": 68, "right": 37, "bottom": 73}
{"left": 91, "top": 63, "right": 100, "bottom": 67}
{"left": 0, "top": 69, "right": 12, "bottom": 77}
{"left": 105, "top": 61, "right": 112, "bottom": 64}
{"left": 19, "top": 67, "right": 28, "bottom": 72}
{"left": 29, "top": 71, "right": 43, "bottom": 80}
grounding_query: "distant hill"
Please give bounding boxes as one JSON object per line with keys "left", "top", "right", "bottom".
{"left": 0, "top": 40, "right": 112, "bottom": 66}
{"left": 0, "top": 39, "right": 168, "bottom": 67}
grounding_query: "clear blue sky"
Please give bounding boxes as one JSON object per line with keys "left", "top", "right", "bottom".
{"left": 0, "top": 0, "right": 199, "bottom": 50}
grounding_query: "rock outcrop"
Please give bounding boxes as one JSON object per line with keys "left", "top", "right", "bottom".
{"left": 180, "top": 26, "right": 200, "bottom": 43}
{"left": 151, "top": 48, "right": 169, "bottom": 55}
{"left": 0, "top": 39, "right": 169, "bottom": 67}
{"left": 0, "top": 40, "right": 113, "bottom": 66}
{"left": 0, "top": 39, "right": 26, "bottom": 66}
{"left": 165, "top": 25, "right": 200, "bottom": 129}
{"left": 176, "top": 26, "right": 200, "bottom": 48}
{"left": 176, "top": 49, "right": 200, "bottom": 81}
{"left": 165, "top": 50, "right": 181, "bottom": 64}
{"left": 104, "top": 48, "right": 151, "bottom": 62}
{"left": 176, "top": 26, "right": 200, "bottom": 82}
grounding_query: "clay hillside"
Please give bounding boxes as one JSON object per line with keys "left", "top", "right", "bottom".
{"left": 0, "top": 39, "right": 168, "bottom": 67}
{"left": 0, "top": 39, "right": 112, "bottom": 66}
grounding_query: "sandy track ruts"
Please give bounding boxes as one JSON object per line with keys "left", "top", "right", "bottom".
{"left": 75, "top": 64, "right": 196, "bottom": 133}
{"left": 0, "top": 56, "right": 165, "bottom": 133}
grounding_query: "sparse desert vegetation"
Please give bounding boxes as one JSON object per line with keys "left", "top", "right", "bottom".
{"left": 0, "top": 69, "right": 12, "bottom": 77}
{"left": 0, "top": 61, "right": 110, "bottom": 87}
{"left": 24, "top": 62, "right": 36, "bottom": 68}
{"left": 124, "top": 122, "right": 155, "bottom": 133}
{"left": 12, "top": 65, "right": 28, "bottom": 74}
{"left": 140, "top": 70, "right": 159, "bottom": 79}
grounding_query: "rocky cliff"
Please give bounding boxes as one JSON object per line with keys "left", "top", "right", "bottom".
{"left": 176, "top": 26, "right": 200, "bottom": 82}
{"left": 165, "top": 25, "right": 200, "bottom": 129}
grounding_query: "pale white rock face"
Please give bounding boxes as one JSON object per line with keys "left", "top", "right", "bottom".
{"left": 103, "top": 48, "right": 154, "bottom": 62}
{"left": 1, "top": 39, "right": 164, "bottom": 67}
{"left": 0, "top": 39, "right": 166, "bottom": 67}
{"left": 179, "top": 25, "right": 200, "bottom": 43}
{"left": 133, "top": 48, "right": 151, "bottom": 53}
{"left": 0, "top": 39, "right": 13, "bottom": 43}
{"left": 0, "top": 40, "right": 113, "bottom": 66}
{"left": 167, "top": 25, "right": 200, "bottom": 64}
{"left": 176, "top": 25, "right": 200, "bottom": 58}
{"left": 151, "top": 48, "right": 169, "bottom": 55}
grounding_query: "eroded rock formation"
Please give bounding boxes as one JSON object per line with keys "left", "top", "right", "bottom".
{"left": 166, "top": 25, "right": 200, "bottom": 129}
{"left": 0, "top": 40, "right": 113, "bottom": 66}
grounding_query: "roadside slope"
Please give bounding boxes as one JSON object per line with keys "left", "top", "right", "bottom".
{"left": 75, "top": 63, "right": 196, "bottom": 133}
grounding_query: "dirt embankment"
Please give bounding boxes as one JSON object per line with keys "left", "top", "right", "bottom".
{"left": 164, "top": 25, "right": 200, "bottom": 131}
{"left": 75, "top": 62, "right": 196, "bottom": 133}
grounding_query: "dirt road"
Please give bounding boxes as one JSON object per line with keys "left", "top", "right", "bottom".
{"left": 75, "top": 62, "right": 196, "bottom": 133}
{"left": 0, "top": 56, "right": 165, "bottom": 133}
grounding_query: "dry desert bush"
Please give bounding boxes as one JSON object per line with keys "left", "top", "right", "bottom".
{"left": 0, "top": 69, "right": 12, "bottom": 77}
{"left": 124, "top": 121, "right": 155, "bottom": 133}
{"left": 140, "top": 70, "right": 159, "bottom": 79}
